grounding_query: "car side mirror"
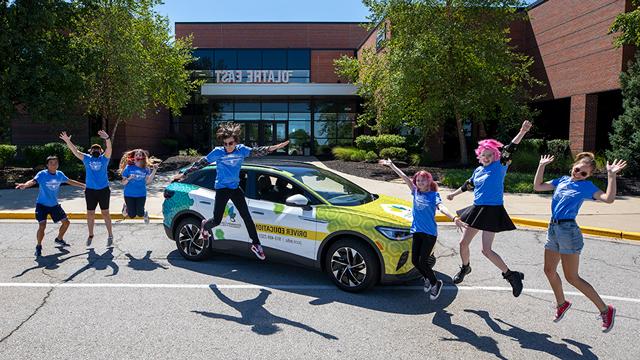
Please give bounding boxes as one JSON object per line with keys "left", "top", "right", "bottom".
{"left": 286, "top": 194, "right": 310, "bottom": 209}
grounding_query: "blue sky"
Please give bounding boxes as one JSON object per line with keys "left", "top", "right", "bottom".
{"left": 156, "top": 0, "right": 541, "bottom": 34}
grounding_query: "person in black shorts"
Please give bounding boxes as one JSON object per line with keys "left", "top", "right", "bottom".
{"left": 16, "top": 156, "right": 85, "bottom": 257}
{"left": 60, "top": 130, "right": 114, "bottom": 247}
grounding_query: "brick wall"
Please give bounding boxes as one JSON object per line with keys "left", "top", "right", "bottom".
{"left": 311, "top": 50, "right": 355, "bottom": 83}
{"left": 114, "top": 108, "right": 172, "bottom": 157}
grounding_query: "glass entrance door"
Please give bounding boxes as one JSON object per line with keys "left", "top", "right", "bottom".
{"left": 239, "top": 122, "right": 288, "bottom": 154}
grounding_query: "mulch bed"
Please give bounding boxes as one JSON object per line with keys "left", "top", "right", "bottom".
{"left": 321, "top": 160, "right": 640, "bottom": 196}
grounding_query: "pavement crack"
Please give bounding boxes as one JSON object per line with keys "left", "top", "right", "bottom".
{"left": 0, "top": 287, "right": 53, "bottom": 344}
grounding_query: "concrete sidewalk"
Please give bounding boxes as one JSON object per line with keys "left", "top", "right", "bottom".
{"left": 1, "top": 163, "right": 639, "bottom": 234}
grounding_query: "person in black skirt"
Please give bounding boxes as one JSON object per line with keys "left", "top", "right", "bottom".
{"left": 446, "top": 120, "right": 532, "bottom": 297}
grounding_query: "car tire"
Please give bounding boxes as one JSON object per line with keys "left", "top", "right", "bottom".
{"left": 325, "top": 238, "right": 379, "bottom": 292}
{"left": 174, "top": 217, "right": 210, "bottom": 261}
{"left": 427, "top": 253, "right": 436, "bottom": 269}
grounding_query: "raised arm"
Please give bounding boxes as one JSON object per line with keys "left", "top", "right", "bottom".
{"left": 15, "top": 179, "right": 37, "bottom": 190}
{"left": 250, "top": 140, "right": 290, "bottom": 157}
{"left": 446, "top": 177, "right": 474, "bottom": 201}
{"left": 510, "top": 120, "right": 532, "bottom": 145}
{"left": 59, "top": 132, "right": 85, "bottom": 161}
{"left": 172, "top": 157, "right": 210, "bottom": 181}
{"left": 533, "top": 155, "right": 555, "bottom": 192}
{"left": 594, "top": 160, "right": 627, "bottom": 203}
{"left": 146, "top": 165, "right": 158, "bottom": 185}
{"left": 500, "top": 120, "right": 532, "bottom": 165}
{"left": 98, "top": 130, "right": 112, "bottom": 159}
{"left": 378, "top": 159, "right": 413, "bottom": 191}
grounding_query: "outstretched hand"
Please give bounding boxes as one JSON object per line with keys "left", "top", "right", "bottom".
{"left": 15, "top": 183, "right": 27, "bottom": 190}
{"left": 272, "top": 140, "right": 289, "bottom": 151}
{"left": 98, "top": 130, "right": 109, "bottom": 140}
{"left": 539, "top": 154, "right": 554, "bottom": 166}
{"left": 446, "top": 194, "right": 455, "bottom": 201}
{"left": 454, "top": 217, "right": 468, "bottom": 232}
{"left": 606, "top": 159, "right": 627, "bottom": 175}
{"left": 520, "top": 120, "right": 532, "bottom": 133}
{"left": 378, "top": 159, "right": 392, "bottom": 167}
{"left": 59, "top": 131, "right": 72, "bottom": 143}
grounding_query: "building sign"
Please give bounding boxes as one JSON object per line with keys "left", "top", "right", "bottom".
{"left": 215, "top": 70, "right": 294, "bottom": 84}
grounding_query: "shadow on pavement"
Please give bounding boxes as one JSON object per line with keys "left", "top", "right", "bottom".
{"left": 168, "top": 250, "right": 458, "bottom": 315}
{"left": 125, "top": 251, "right": 168, "bottom": 271}
{"left": 65, "top": 247, "right": 119, "bottom": 282}
{"left": 192, "top": 285, "right": 338, "bottom": 339}
{"left": 433, "top": 310, "right": 507, "bottom": 360}
{"left": 13, "top": 246, "right": 88, "bottom": 278}
{"left": 463, "top": 309, "right": 597, "bottom": 359}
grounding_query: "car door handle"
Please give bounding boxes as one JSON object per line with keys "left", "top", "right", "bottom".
{"left": 252, "top": 211, "right": 264, "bottom": 215}
{"left": 199, "top": 201, "right": 212, "bottom": 205}
{"left": 299, "top": 217, "right": 327, "bottom": 224}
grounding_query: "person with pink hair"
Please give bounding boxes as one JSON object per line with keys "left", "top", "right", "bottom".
{"left": 380, "top": 159, "right": 467, "bottom": 300}
{"left": 447, "top": 120, "right": 532, "bottom": 297}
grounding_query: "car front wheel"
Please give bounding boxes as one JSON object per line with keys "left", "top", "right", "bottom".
{"left": 325, "top": 239, "right": 379, "bottom": 292}
{"left": 174, "top": 217, "right": 210, "bottom": 261}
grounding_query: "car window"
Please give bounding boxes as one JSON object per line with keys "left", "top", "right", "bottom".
{"left": 251, "top": 172, "right": 315, "bottom": 205}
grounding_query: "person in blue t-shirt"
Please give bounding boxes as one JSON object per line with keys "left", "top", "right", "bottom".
{"left": 118, "top": 149, "right": 158, "bottom": 224}
{"left": 447, "top": 120, "right": 532, "bottom": 297}
{"left": 380, "top": 159, "right": 466, "bottom": 300}
{"left": 175, "top": 122, "right": 289, "bottom": 261}
{"left": 60, "top": 130, "right": 114, "bottom": 247}
{"left": 534, "top": 152, "right": 626, "bottom": 332}
{"left": 15, "top": 156, "right": 85, "bottom": 257}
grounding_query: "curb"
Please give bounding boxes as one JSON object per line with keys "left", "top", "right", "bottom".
{"left": 435, "top": 214, "right": 640, "bottom": 241}
{"left": 0, "top": 213, "right": 162, "bottom": 221}
{"left": 1, "top": 212, "right": 637, "bottom": 241}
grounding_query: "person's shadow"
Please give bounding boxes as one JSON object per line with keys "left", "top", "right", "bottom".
{"left": 192, "top": 285, "right": 338, "bottom": 340}
{"left": 464, "top": 309, "right": 597, "bottom": 359}
{"left": 432, "top": 310, "right": 507, "bottom": 360}
{"left": 13, "top": 246, "right": 88, "bottom": 278}
{"left": 65, "top": 248, "right": 119, "bottom": 282}
{"left": 124, "top": 251, "right": 168, "bottom": 271}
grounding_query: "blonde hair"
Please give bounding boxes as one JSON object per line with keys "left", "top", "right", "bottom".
{"left": 119, "top": 149, "right": 150, "bottom": 174}
{"left": 573, "top": 152, "right": 596, "bottom": 172}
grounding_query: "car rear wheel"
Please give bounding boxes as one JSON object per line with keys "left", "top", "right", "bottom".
{"left": 174, "top": 217, "right": 210, "bottom": 261}
{"left": 325, "top": 239, "right": 379, "bottom": 292}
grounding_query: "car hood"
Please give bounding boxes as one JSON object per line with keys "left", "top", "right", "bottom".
{"left": 341, "top": 194, "right": 413, "bottom": 227}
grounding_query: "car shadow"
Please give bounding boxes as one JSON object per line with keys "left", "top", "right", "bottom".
{"left": 167, "top": 250, "right": 458, "bottom": 315}
{"left": 462, "top": 309, "right": 597, "bottom": 359}
{"left": 192, "top": 285, "right": 338, "bottom": 339}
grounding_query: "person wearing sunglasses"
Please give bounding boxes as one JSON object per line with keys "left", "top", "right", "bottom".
{"left": 174, "top": 122, "right": 289, "bottom": 260}
{"left": 118, "top": 149, "right": 158, "bottom": 224}
{"left": 533, "top": 152, "right": 626, "bottom": 332}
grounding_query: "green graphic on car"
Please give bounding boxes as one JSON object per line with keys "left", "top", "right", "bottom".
{"left": 162, "top": 162, "right": 433, "bottom": 292}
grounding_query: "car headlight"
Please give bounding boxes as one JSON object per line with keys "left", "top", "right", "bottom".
{"left": 375, "top": 226, "right": 412, "bottom": 241}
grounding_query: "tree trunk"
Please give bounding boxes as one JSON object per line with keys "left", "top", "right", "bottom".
{"left": 110, "top": 118, "right": 121, "bottom": 143}
{"left": 455, "top": 112, "right": 468, "bottom": 165}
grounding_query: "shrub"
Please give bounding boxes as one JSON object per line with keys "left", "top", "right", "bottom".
{"left": 179, "top": 148, "right": 201, "bottom": 157}
{"left": 21, "top": 142, "right": 82, "bottom": 167}
{"left": 364, "top": 151, "right": 378, "bottom": 162}
{"left": 375, "top": 134, "right": 405, "bottom": 152}
{"left": 354, "top": 135, "right": 377, "bottom": 152}
{"left": 349, "top": 149, "right": 367, "bottom": 162}
{"left": 379, "top": 147, "right": 408, "bottom": 161}
{"left": 0, "top": 144, "right": 17, "bottom": 168}
{"left": 161, "top": 138, "right": 179, "bottom": 154}
{"left": 519, "top": 138, "right": 545, "bottom": 153}
{"left": 332, "top": 146, "right": 358, "bottom": 161}
{"left": 546, "top": 139, "right": 570, "bottom": 158}
{"left": 510, "top": 149, "right": 541, "bottom": 172}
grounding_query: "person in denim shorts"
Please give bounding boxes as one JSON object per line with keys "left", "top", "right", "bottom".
{"left": 534, "top": 152, "right": 627, "bottom": 332}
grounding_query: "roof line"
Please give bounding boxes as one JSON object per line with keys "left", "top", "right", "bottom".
{"left": 175, "top": 21, "right": 370, "bottom": 25}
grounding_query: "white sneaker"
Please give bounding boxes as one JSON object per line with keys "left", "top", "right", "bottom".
{"left": 423, "top": 278, "right": 432, "bottom": 293}
{"left": 107, "top": 235, "right": 113, "bottom": 247}
{"left": 121, "top": 203, "right": 127, "bottom": 218}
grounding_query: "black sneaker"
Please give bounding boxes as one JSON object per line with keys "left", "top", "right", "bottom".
{"left": 453, "top": 264, "right": 471, "bottom": 284}
{"left": 54, "top": 238, "right": 70, "bottom": 247}
{"left": 35, "top": 245, "right": 42, "bottom": 257}
{"left": 430, "top": 280, "right": 443, "bottom": 300}
{"left": 423, "top": 278, "right": 432, "bottom": 293}
{"left": 503, "top": 270, "right": 524, "bottom": 297}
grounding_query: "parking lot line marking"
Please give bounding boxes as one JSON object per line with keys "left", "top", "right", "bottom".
{"left": 0, "top": 282, "right": 639, "bottom": 303}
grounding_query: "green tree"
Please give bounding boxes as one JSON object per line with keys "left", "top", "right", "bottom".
{"left": 0, "top": 0, "right": 86, "bottom": 140}
{"left": 72, "top": 0, "right": 198, "bottom": 139}
{"left": 610, "top": 0, "right": 640, "bottom": 47}
{"left": 337, "top": 0, "right": 541, "bottom": 164}
{"left": 607, "top": 52, "right": 640, "bottom": 176}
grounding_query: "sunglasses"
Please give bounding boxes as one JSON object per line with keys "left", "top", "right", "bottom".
{"left": 223, "top": 141, "right": 235, "bottom": 146}
{"left": 573, "top": 167, "right": 588, "bottom": 177}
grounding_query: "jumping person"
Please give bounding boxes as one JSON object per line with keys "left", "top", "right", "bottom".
{"left": 446, "top": 120, "right": 532, "bottom": 297}
{"left": 380, "top": 159, "right": 468, "bottom": 300}
{"left": 533, "top": 152, "right": 626, "bottom": 332}
{"left": 16, "top": 156, "right": 85, "bottom": 257}
{"left": 174, "top": 122, "right": 289, "bottom": 260}
{"left": 60, "top": 130, "right": 114, "bottom": 247}
{"left": 119, "top": 149, "right": 158, "bottom": 224}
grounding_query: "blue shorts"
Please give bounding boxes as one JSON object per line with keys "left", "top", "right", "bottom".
{"left": 35, "top": 203, "right": 68, "bottom": 223}
{"left": 545, "top": 221, "right": 584, "bottom": 254}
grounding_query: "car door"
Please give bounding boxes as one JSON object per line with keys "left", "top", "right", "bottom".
{"left": 246, "top": 171, "right": 319, "bottom": 260}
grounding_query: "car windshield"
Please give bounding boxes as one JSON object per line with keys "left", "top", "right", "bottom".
{"left": 281, "top": 166, "right": 374, "bottom": 206}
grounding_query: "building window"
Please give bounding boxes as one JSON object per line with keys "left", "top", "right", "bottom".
{"left": 376, "top": 24, "right": 387, "bottom": 51}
